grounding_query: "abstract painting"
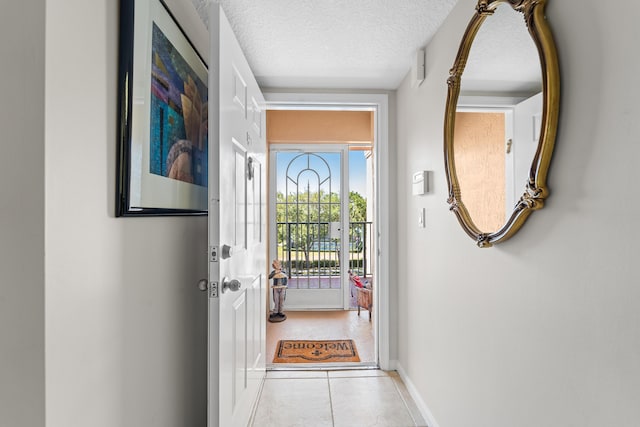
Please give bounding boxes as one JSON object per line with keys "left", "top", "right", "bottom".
{"left": 149, "top": 22, "right": 208, "bottom": 187}
{"left": 117, "top": 0, "right": 208, "bottom": 216}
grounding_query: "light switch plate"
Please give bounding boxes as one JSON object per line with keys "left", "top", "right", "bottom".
{"left": 413, "top": 171, "right": 428, "bottom": 195}
{"left": 418, "top": 208, "right": 425, "bottom": 228}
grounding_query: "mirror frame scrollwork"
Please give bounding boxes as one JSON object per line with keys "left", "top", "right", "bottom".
{"left": 444, "top": 0, "right": 560, "bottom": 247}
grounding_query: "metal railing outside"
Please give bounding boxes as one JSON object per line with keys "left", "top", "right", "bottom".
{"left": 276, "top": 221, "right": 373, "bottom": 289}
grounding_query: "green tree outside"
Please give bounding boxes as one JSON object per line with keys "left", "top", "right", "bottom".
{"left": 275, "top": 190, "right": 367, "bottom": 269}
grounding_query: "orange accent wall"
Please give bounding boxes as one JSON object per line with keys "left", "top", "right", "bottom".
{"left": 454, "top": 112, "right": 506, "bottom": 233}
{"left": 267, "top": 110, "right": 373, "bottom": 146}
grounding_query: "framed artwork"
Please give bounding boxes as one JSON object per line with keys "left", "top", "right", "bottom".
{"left": 117, "top": 0, "right": 208, "bottom": 216}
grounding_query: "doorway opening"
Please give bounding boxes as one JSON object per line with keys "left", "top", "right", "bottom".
{"left": 456, "top": 92, "right": 543, "bottom": 228}
{"left": 266, "top": 109, "right": 377, "bottom": 368}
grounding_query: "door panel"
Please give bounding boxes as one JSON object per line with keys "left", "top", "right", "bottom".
{"left": 248, "top": 275, "right": 261, "bottom": 367}
{"left": 233, "top": 141, "right": 247, "bottom": 249}
{"left": 230, "top": 291, "right": 245, "bottom": 405}
{"left": 231, "top": 291, "right": 247, "bottom": 409}
{"left": 209, "top": 5, "right": 266, "bottom": 427}
{"left": 251, "top": 97, "right": 262, "bottom": 136}
{"left": 233, "top": 68, "right": 247, "bottom": 114}
{"left": 249, "top": 159, "right": 262, "bottom": 244}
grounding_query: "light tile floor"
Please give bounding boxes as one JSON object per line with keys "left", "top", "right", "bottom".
{"left": 250, "top": 370, "right": 427, "bottom": 427}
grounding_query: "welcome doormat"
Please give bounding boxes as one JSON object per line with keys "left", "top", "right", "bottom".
{"left": 273, "top": 339, "right": 360, "bottom": 363}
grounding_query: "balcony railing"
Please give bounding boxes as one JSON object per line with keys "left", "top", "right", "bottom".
{"left": 276, "top": 221, "right": 373, "bottom": 280}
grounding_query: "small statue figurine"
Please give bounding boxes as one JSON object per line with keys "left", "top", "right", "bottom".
{"left": 268, "top": 259, "right": 288, "bottom": 322}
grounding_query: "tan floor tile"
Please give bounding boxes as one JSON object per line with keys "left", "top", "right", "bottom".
{"left": 389, "top": 373, "right": 428, "bottom": 427}
{"left": 266, "top": 370, "right": 328, "bottom": 379}
{"left": 251, "top": 378, "right": 333, "bottom": 427}
{"left": 330, "top": 376, "right": 416, "bottom": 427}
{"left": 328, "top": 369, "right": 389, "bottom": 378}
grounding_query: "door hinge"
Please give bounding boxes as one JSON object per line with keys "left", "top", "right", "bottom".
{"left": 209, "top": 281, "right": 219, "bottom": 298}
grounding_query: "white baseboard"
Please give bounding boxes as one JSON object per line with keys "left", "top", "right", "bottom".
{"left": 387, "top": 358, "right": 399, "bottom": 371}
{"left": 395, "top": 362, "right": 441, "bottom": 427}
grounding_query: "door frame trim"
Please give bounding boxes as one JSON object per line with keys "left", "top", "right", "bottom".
{"left": 264, "top": 92, "right": 391, "bottom": 371}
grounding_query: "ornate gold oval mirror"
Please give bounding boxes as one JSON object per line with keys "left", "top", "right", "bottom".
{"left": 444, "top": 0, "right": 559, "bottom": 247}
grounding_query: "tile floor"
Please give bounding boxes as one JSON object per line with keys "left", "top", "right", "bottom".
{"left": 250, "top": 369, "right": 427, "bottom": 427}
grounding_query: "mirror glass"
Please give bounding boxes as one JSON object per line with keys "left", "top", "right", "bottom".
{"left": 454, "top": 3, "right": 542, "bottom": 234}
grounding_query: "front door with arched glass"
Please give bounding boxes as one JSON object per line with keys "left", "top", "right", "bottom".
{"left": 270, "top": 147, "right": 349, "bottom": 309}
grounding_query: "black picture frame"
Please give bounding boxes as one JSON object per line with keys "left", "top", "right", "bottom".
{"left": 116, "top": 0, "right": 208, "bottom": 216}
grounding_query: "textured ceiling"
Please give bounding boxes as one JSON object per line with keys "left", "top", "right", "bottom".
{"left": 190, "top": 0, "right": 458, "bottom": 90}
{"left": 462, "top": 3, "right": 541, "bottom": 96}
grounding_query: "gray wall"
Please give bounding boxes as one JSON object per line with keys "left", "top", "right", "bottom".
{"left": 2, "top": 0, "right": 208, "bottom": 426}
{"left": 0, "top": 2, "right": 46, "bottom": 427}
{"left": 395, "top": 1, "right": 640, "bottom": 426}
{"left": 44, "top": 0, "right": 208, "bottom": 425}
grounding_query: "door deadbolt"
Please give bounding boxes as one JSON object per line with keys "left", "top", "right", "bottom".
{"left": 221, "top": 244, "right": 233, "bottom": 259}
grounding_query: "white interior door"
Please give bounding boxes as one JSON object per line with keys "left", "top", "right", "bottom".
{"left": 512, "top": 92, "right": 543, "bottom": 196}
{"left": 208, "top": 5, "right": 266, "bottom": 427}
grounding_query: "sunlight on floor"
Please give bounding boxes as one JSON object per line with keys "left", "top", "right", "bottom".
{"left": 266, "top": 310, "right": 374, "bottom": 365}
{"left": 250, "top": 370, "right": 427, "bottom": 427}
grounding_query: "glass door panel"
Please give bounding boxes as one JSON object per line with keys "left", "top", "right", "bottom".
{"left": 273, "top": 149, "right": 345, "bottom": 309}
